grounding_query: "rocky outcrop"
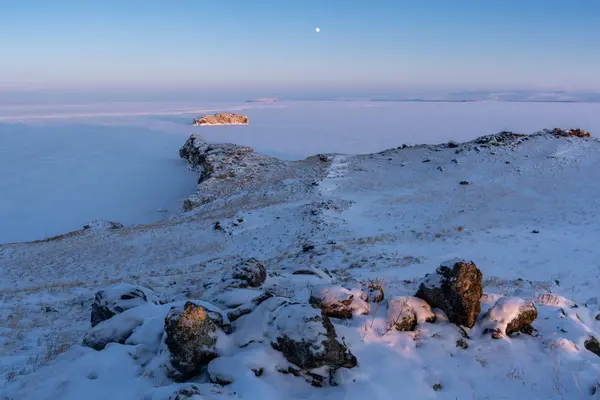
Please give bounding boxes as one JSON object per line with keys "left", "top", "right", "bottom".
{"left": 164, "top": 301, "right": 228, "bottom": 381}
{"left": 83, "top": 220, "right": 123, "bottom": 231}
{"left": 386, "top": 296, "right": 435, "bottom": 331}
{"left": 193, "top": 113, "right": 249, "bottom": 126}
{"left": 481, "top": 297, "right": 537, "bottom": 339}
{"left": 415, "top": 259, "right": 483, "bottom": 328}
{"left": 269, "top": 303, "right": 357, "bottom": 371}
{"left": 231, "top": 258, "right": 267, "bottom": 288}
{"left": 309, "top": 285, "right": 369, "bottom": 319}
{"left": 179, "top": 135, "right": 289, "bottom": 210}
{"left": 550, "top": 128, "right": 591, "bottom": 138}
{"left": 90, "top": 283, "right": 155, "bottom": 327}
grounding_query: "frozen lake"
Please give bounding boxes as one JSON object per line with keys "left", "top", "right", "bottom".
{"left": 1, "top": 100, "right": 599, "bottom": 243}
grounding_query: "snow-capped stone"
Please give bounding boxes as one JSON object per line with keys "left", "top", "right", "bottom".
{"left": 415, "top": 259, "right": 482, "bottom": 328}
{"left": 192, "top": 113, "right": 249, "bottom": 126}
{"left": 83, "top": 311, "right": 146, "bottom": 351}
{"left": 360, "top": 280, "right": 384, "bottom": 303}
{"left": 387, "top": 296, "right": 435, "bottom": 332}
{"left": 481, "top": 296, "right": 537, "bottom": 339}
{"left": 269, "top": 303, "right": 357, "bottom": 371}
{"left": 231, "top": 258, "right": 267, "bottom": 288}
{"left": 164, "top": 301, "right": 228, "bottom": 381}
{"left": 309, "top": 285, "right": 369, "bottom": 319}
{"left": 90, "top": 283, "right": 156, "bottom": 327}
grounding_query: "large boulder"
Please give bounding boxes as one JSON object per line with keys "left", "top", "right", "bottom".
{"left": 387, "top": 296, "right": 435, "bottom": 332}
{"left": 91, "top": 283, "right": 155, "bottom": 327}
{"left": 415, "top": 259, "right": 483, "bottom": 328}
{"left": 192, "top": 113, "right": 249, "bottom": 126}
{"left": 231, "top": 258, "right": 267, "bottom": 288}
{"left": 481, "top": 296, "right": 537, "bottom": 339}
{"left": 309, "top": 285, "right": 369, "bottom": 319}
{"left": 164, "top": 301, "right": 228, "bottom": 381}
{"left": 269, "top": 303, "right": 357, "bottom": 371}
{"left": 83, "top": 311, "right": 146, "bottom": 350}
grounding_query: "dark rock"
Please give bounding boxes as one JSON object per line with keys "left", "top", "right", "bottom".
{"left": 585, "top": 337, "right": 600, "bottom": 357}
{"left": 83, "top": 220, "right": 123, "bottom": 230}
{"left": 459, "top": 181, "right": 471, "bottom": 185}
{"left": 447, "top": 141, "right": 459, "bottom": 148}
{"left": 456, "top": 338, "right": 469, "bottom": 349}
{"left": 481, "top": 297, "right": 537, "bottom": 339}
{"left": 422, "top": 159, "right": 432, "bottom": 163}
{"left": 550, "top": 128, "right": 591, "bottom": 138}
{"left": 231, "top": 258, "right": 267, "bottom": 288}
{"left": 309, "top": 286, "right": 368, "bottom": 319}
{"left": 302, "top": 243, "right": 315, "bottom": 252}
{"left": 91, "top": 284, "right": 153, "bottom": 327}
{"left": 415, "top": 259, "right": 483, "bottom": 328}
{"left": 164, "top": 301, "right": 227, "bottom": 381}
{"left": 505, "top": 161, "right": 511, "bottom": 164}
{"left": 531, "top": 229, "right": 540, "bottom": 234}
{"left": 451, "top": 159, "right": 458, "bottom": 164}
{"left": 269, "top": 303, "right": 357, "bottom": 371}
{"left": 437, "top": 166, "right": 444, "bottom": 172}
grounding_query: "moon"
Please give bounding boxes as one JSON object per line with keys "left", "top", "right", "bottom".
{"left": 315, "top": 28, "right": 320, "bottom": 33}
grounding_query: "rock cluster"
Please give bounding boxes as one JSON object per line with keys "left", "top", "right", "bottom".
{"left": 550, "top": 128, "right": 591, "bottom": 138}
{"left": 192, "top": 113, "right": 249, "bottom": 126}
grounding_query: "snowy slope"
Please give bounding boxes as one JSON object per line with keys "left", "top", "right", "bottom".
{"left": 2, "top": 130, "right": 600, "bottom": 399}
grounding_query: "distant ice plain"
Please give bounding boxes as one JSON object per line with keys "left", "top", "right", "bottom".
{"left": 1, "top": 100, "right": 599, "bottom": 243}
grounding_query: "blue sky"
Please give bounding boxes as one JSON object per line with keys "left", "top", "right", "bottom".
{"left": 1, "top": 0, "right": 599, "bottom": 94}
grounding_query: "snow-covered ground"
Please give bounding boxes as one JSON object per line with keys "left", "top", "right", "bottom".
{"left": 2, "top": 100, "right": 600, "bottom": 243}
{"left": 2, "top": 118, "right": 600, "bottom": 399}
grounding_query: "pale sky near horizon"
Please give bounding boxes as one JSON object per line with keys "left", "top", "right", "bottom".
{"left": 1, "top": 0, "right": 600, "bottom": 94}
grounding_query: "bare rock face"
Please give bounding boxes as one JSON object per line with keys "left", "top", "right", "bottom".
{"left": 90, "top": 283, "right": 155, "bottom": 327}
{"left": 269, "top": 303, "right": 357, "bottom": 371}
{"left": 231, "top": 258, "right": 267, "bottom": 288}
{"left": 164, "top": 301, "right": 228, "bottom": 381}
{"left": 309, "top": 285, "right": 369, "bottom": 319}
{"left": 193, "top": 113, "right": 249, "bottom": 126}
{"left": 415, "top": 259, "right": 483, "bottom": 328}
{"left": 481, "top": 297, "right": 537, "bottom": 339}
{"left": 387, "top": 296, "right": 435, "bottom": 332}
{"left": 551, "top": 128, "right": 591, "bottom": 138}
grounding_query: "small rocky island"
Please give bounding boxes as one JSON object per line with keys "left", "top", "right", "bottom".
{"left": 192, "top": 113, "right": 249, "bottom": 126}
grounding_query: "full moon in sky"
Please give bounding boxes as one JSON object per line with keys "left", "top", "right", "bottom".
{"left": 315, "top": 28, "right": 320, "bottom": 33}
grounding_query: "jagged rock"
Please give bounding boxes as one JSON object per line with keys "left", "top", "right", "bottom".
{"left": 387, "top": 296, "right": 435, "bottom": 331}
{"left": 90, "top": 283, "right": 155, "bottom": 327}
{"left": 585, "top": 337, "right": 600, "bottom": 357}
{"left": 269, "top": 303, "right": 357, "bottom": 371}
{"left": 481, "top": 297, "right": 537, "bottom": 339}
{"left": 193, "top": 113, "right": 249, "bottom": 126}
{"left": 416, "top": 259, "right": 483, "bottom": 328}
{"left": 164, "top": 301, "right": 228, "bottom": 381}
{"left": 179, "top": 135, "right": 287, "bottom": 209}
{"left": 360, "top": 280, "right": 384, "bottom": 303}
{"left": 309, "top": 285, "right": 369, "bottom": 319}
{"left": 550, "top": 128, "right": 591, "bottom": 138}
{"left": 231, "top": 258, "right": 267, "bottom": 288}
{"left": 83, "top": 220, "right": 123, "bottom": 231}
{"left": 459, "top": 180, "right": 471, "bottom": 185}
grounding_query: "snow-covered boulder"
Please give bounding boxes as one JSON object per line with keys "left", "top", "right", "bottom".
{"left": 91, "top": 283, "right": 156, "bottom": 327}
{"left": 83, "top": 311, "right": 146, "bottom": 350}
{"left": 415, "top": 259, "right": 483, "bottom": 328}
{"left": 309, "top": 285, "right": 369, "bottom": 319}
{"left": 231, "top": 258, "right": 267, "bottom": 288}
{"left": 164, "top": 301, "right": 229, "bottom": 381}
{"left": 387, "top": 296, "right": 435, "bottom": 331}
{"left": 192, "top": 113, "right": 249, "bottom": 126}
{"left": 269, "top": 303, "right": 357, "bottom": 371}
{"left": 481, "top": 296, "right": 537, "bottom": 339}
